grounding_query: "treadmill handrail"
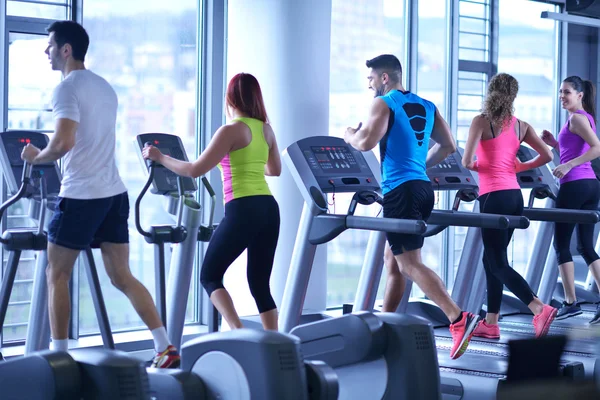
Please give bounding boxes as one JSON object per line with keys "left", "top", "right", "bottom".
{"left": 523, "top": 208, "right": 600, "bottom": 224}
{"left": 428, "top": 210, "right": 512, "bottom": 229}
{"left": 345, "top": 215, "right": 427, "bottom": 235}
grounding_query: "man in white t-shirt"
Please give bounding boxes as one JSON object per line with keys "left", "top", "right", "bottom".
{"left": 21, "top": 20, "right": 179, "bottom": 368}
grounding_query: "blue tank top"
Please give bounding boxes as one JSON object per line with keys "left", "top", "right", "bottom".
{"left": 379, "top": 90, "right": 436, "bottom": 194}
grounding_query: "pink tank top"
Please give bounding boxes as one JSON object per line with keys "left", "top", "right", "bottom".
{"left": 557, "top": 110, "right": 596, "bottom": 184}
{"left": 476, "top": 116, "right": 521, "bottom": 196}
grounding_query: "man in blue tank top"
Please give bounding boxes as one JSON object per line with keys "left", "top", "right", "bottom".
{"left": 344, "top": 54, "right": 480, "bottom": 359}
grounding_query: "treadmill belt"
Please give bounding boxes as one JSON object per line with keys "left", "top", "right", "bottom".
{"left": 435, "top": 326, "right": 597, "bottom": 358}
{"left": 436, "top": 347, "right": 508, "bottom": 377}
{"left": 501, "top": 312, "right": 593, "bottom": 330}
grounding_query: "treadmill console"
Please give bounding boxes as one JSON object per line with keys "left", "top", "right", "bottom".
{"left": 0, "top": 131, "right": 62, "bottom": 197}
{"left": 297, "top": 137, "right": 380, "bottom": 193}
{"left": 516, "top": 145, "right": 546, "bottom": 188}
{"left": 135, "top": 133, "right": 198, "bottom": 195}
{"left": 426, "top": 150, "right": 478, "bottom": 192}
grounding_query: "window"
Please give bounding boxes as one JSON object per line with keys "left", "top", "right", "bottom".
{"left": 327, "top": 0, "right": 405, "bottom": 307}
{"left": 80, "top": 0, "right": 199, "bottom": 334}
{"left": 7, "top": 33, "right": 60, "bottom": 133}
{"left": 7, "top": 0, "right": 69, "bottom": 20}
{"left": 498, "top": 0, "right": 558, "bottom": 275}
{"left": 411, "top": 0, "right": 449, "bottom": 298}
{"left": 417, "top": 0, "right": 448, "bottom": 115}
{"left": 2, "top": 28, "right": 63, "bottom": 344}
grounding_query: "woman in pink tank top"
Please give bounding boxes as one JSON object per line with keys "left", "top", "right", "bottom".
{"left": 541, "top": 76, "right": 600, "bottom": 324}
{"left": 462, "top": 73, "right": 556, "bottom": 339}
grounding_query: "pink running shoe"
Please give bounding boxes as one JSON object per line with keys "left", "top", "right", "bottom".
{"left": 449, "top": 312, "right": 481, "bottom": 359}
{"left": 533, "top": 305, "right": 557, "bottom": 338}
{"left": 473, "top": 320, "right": 500, "bottom": 339}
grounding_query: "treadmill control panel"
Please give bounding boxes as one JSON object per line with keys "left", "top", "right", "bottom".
{"left": 307, "top": 146, "right": 361, "bottom": 173}
{"left": 426, "top": 151, "right": 478, "bottom": 192}
{"left": 135, "top": 133, "right": 197, "bottom": 195}
{"left": 0, "top": 131, "right": 62, "bottom": 197}
{"left": 516, "top": 145, "right": 545, "bottom": 188}
{"left": 295, "top": 137, "right": 378, "bottom": 193}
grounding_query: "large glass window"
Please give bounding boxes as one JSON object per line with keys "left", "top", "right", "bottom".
{"left": 498, "top": 0, "right": 558, "bottom": 274}
{"left": 80, "top": 0, "right": 199, "bottom": 334}
{"left": 327, "top": 0, "right": 405, "bottom": 307}
{"left": 2, "top": 31, "right": 63, "bottom": 344}
{"left": 7, "top": 0, "right": 69, "bottom": 20}
{"left": 410, "top": 0, "right": 449, "bottom": 298}
{"left": 417, "top": 0, "right": 447, "bottom": 116}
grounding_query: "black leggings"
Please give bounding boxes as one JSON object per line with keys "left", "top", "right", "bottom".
{"left": 479, "top": 189, "right": 536, "bottom": 314}
{"left": 554, "top": 179, "right": 600, "bottom": 265}
{"left": 200, "top": 195, "right": 280, "bottom": 313}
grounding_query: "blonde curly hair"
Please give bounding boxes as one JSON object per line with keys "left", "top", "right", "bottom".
{"left": 482, "top": 73, "right": 519, "bottom": 130}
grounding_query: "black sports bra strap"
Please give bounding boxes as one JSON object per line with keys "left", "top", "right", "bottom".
{"left": 489, "top": 121, "right": 495, "bottom": 138}
{"left": 517, "top": 118, "right": 523, "bottom": 142}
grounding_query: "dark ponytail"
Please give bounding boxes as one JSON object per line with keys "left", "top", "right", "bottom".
{"left": 583, "top": 80, "right": 596, "bottom": 123}
{"left": 563, "top": 76, "right": 596, "bottom": 123}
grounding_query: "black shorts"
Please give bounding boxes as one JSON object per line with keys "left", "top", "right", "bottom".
{"left": 383, "top": 180, "right": 434, "bottom": 255}
{"left": 48, "top": 192, "right": 130, "bottom": 250}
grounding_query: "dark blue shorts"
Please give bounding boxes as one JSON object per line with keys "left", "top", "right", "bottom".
{"left": 48, "top": 192, "right": 130, "bottom": 250}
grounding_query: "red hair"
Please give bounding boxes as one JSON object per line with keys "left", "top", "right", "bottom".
{"left": 226, "top": 73, "right": 269, "bottom": 123}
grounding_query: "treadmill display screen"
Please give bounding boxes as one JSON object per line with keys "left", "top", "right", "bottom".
{"left": 433, "top": 155, "right": 462, "bottom": 173}
{"left": 5, "top": 137, "right": 51, "bottom": 166}
{"left": 308, "top": 146, "right": 360, "bottom": 173}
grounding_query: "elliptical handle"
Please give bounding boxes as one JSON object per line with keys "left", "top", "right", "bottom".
{"left": 144, "top": 141, "right": 155, "bottom": 169}
{"left": 134, "top": 145, "right": 154, "bottom": 238}
{"left": 21, "top": 162, "right": 33, "bottom": 183}
{"left": 175, "top": 176, "right": 185, "bottom": 228}
{"left": 37, "top": 177, "right": 47, "bottom": 236}
{"left": 201, "top": 176, "right": 216, "bottom": 228}
{"left": 0, "top": 161, "right": 34, "bottom": 243}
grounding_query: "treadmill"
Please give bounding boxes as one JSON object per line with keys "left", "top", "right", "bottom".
{"left": 280, "top": 136, "right": 541, "bottom": 399}
{"left": 461, "top": 146, "right": 600, "bottom": 361}
{"left": 348, "top": 147, "right": 585, "bottom": 397}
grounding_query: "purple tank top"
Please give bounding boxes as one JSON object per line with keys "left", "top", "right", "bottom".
{"left": 558, "top": 109, "right": 596, "bottom": 184}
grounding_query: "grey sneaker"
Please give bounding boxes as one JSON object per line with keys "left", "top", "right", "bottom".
{"left": 589, "top": 303, "right": 600, "bottom": 325}
{"left": 555, "top": 301, "right": 582, "bottom": 320}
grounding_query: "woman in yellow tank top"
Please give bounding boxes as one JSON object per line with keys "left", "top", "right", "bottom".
{"left": 143, "top": 73, "right": 282, "bottom": 330}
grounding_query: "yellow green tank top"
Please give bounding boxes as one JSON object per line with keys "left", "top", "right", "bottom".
{"left": 218, "top": 117, "right": 272, "bottom": 203}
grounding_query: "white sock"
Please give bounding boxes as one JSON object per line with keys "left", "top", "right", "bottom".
{"left": 51, "top": 338, "right": 69, "bottom": 352}
{"left": 151, "top": 327, "right": 171, "bottom": 352}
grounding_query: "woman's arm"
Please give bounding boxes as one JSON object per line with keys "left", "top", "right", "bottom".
{"left": 552, "top": 114, "right": 600, "bottom": 179}
{"left": 143, "top": 125, "right": 236, "bottom": 178}
{"left": 516, "top": 122, "right": 553, "bottom": 172}
{"left": 263, "top": 123, "right": 281, "bottom": 176}
{"left": 461, "top": 115, "right": 483, "bottom": 171}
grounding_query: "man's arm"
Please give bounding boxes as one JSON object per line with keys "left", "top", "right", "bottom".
{"left": 427, "top": 108, "right": 457, "bottom": 169}
{"left": 22, "top": 118, "right": 78, "bottom": 164}
{"left": 344, "top": 98, "right": 389, "bottom": 151}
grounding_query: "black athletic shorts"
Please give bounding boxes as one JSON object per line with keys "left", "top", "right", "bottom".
{"left": 383, "top": 180, "right": 434, "bottom": 255}
{"left": 48, "top": 191, "right": 129, "bottom": 250}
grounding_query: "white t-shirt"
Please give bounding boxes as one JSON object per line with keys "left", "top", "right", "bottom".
{"left": 52, "top": 69, "right": 127, "bottom": 199}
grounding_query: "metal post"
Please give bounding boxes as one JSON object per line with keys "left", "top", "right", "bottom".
{"left": 155, "top": 242, "right": 167, "bottom": 328}
{"left": 451, "top": 202, "right": 485, "bottom": 313}
{"left": 82, "top": 248, "right": 115, "bottom": 349}
{"left": 352, "top": 230, "right": 386, "bottom": 311}
{"left": 166, "top": 201, "right": 202, "bottom": 350}
{"left": 538, "top": 249, "right": 559, "bottom": 305}
{"left": 278, "top": 204, "right": 318, "bottom": 333}
{"left": 25, "top": 249, "right": 51, "bottom": 354}
{"left": 0, "top": 251, "right": 21, "bottom": 329}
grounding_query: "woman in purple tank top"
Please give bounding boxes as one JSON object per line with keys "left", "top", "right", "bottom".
{"left": 541, "top": 76, "right": 600, "bottom": 324}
